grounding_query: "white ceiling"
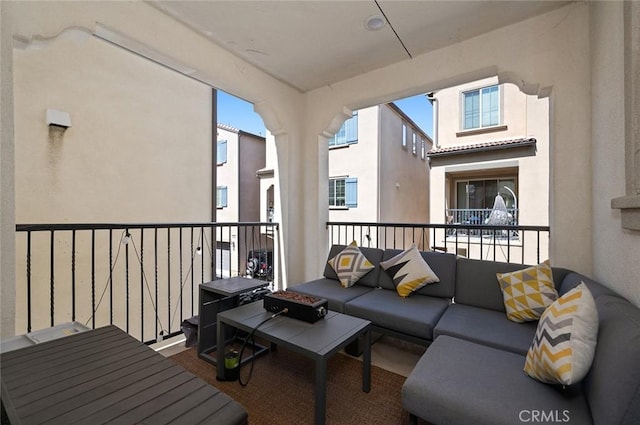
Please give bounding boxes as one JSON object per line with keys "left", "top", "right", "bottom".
{"left": 152, "top": 1, "right": 570, "bottom": 92}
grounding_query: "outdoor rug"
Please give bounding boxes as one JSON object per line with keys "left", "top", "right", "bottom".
{"left": 169, "top": 346, "right": 418, "bottom": 425}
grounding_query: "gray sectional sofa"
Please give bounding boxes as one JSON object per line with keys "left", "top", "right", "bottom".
{"left": 287, "top": 244, "right": 640, "bottom": 425}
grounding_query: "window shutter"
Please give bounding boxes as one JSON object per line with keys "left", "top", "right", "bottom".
{"left": 345, "top": 177, "right": 358, "bottom": 207}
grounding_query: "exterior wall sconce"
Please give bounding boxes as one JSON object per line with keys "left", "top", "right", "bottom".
{"left": 46, "top": 109, "right": 71, "bottom": 129}
{"left": 47, "top": 109, "right": 71, "bottom": 143}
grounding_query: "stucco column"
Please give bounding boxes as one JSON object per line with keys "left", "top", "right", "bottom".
{"left": 1, "top": 0, "right": 17, "bottom": 338}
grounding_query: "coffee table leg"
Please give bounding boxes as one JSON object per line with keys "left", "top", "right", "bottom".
{"left": 363, "top": 329, "right": 371, "bottom": 393}
{"left": 216, "top": 318, "right": 226, "bottom": 380}
{"left": 315, "top": 357, "right": 327, "bottom": 425}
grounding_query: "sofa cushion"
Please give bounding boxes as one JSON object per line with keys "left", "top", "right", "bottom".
{"left": 380, "top": 244, "right": 439, "bottom": 297}
{"left": 559, "top": 271, "right": 620, "bottom": 299}
{"left": 323, "top": 245, "right": 383, "bottom": 288}
{"left": 327, "top": 242, "right": 375, "bottom": 288}
{"left": 433, "top": 303, "right": 538, "bottom": 355}
{"left": 454, "top": 259, "right": 565, "bottom": 312}
{"left": 345, "top": 288, "right": 449, "bottom": 341}
{"left": 497, "top": 260, "right": 558, "bottom": 323}
{"left": 287, "top": 278, "right": 373, "bottom": 313}
{"left": 379, "top": 249, "right": 456, "bottom": 298}
{"left": 402, "top": 336, "right": 593, "bottom": 425}
{"left": 583, "top": 295, "right": 640, "bottom": 425}
{"left": 524, "top": 283, "right": 598, "bottom": 386}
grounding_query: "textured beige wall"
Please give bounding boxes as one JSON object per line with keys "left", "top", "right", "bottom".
{"left": 12, "top": 33, "right": 213, "bottom": 336}
{"left": 1, "top": 1, "right": 16, "bottom": 337}
{"left": 328, "top": 106, "right": 380, "bottom": 223}
{"left": 590, "top": 1, "right": 640, "bottom": 307}
{"left": 14, "top": 35, "right": 212, "bottom": 223}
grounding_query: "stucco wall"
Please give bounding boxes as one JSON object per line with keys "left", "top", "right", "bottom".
{"left": 1, "top": 1, "right": 16, "bottom": 338}
{"left": 14, "top": 35, "right": 212, "bottom": 223}
{"left": 328, "top": 106, "right": 380, "bottom": 223}
{"left": 378, "top": 105, "right": 430, "bottom": 225}
{"left": 590, "top": 1, "right": 640, "bottom": 307}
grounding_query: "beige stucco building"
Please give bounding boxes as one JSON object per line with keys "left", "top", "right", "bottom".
{"left": 2, "top": 2, "right": 639, "bottom": 337}
{"left": 428, "top": 77, "right": 549, "bottom": 262}
{"left": 327, "top": 103, "right": 431, "bottom": 248}
{"left": 215, "top": 124, "right": 266, "bottom": 277}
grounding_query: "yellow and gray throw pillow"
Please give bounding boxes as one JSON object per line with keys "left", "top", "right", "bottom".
{"left": 380, "top": 244, "right": 439, "bottom": 297}
{"left": 496, "top": 260, "right": 558, "bottom": 323}
{"left": 327, "top": 241, "right": 375, "bottom": 288}
{"left": 524, "top": 282, "right": 598, "bottom": 386}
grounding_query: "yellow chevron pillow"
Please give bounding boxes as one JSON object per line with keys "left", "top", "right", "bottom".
{"left": 380, "top": 244, "right": 439, "bottom": 297}
{"left": 327, "top": 241, "right": 375, "bottom": 288}
{"left": 497, "top": 260, "right": 558, "bottom": 323}
{"left": 524, "top": 283, "right": 598, "bottom": 386}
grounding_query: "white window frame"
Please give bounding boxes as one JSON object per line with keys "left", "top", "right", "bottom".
{"left": 329, "top": 177, "right": 357, "bottom": 208}
{"left": 216, "top": 186, "right": 228, "bottom": 208}
{"left": 329, "top": 111, "right": 358, "bottom": 147}
{"left": 402, "top": 123, "right": 407, "bottom": 149}
{"left": 217, "top": 140, "right": 227, "bottom": 165}
{"left": 461, "top": 84, "right": 501, "bottom": 131}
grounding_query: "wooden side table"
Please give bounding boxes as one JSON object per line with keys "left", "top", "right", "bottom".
{"left": 197, "top": 277, "right": 269, "bottom": 366}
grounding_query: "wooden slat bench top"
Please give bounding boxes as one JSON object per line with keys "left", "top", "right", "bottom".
{"left": 1, "top": 325, "right": 247, "bottom": 425}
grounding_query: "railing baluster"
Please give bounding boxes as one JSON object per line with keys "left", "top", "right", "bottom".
{"left": 109, "top": 230, "right": 113, "bottom": 325}
{"left": 140, "top": 228, "right": 145, "bottom": 342}
{"left": 50, "top": 230, "right": 55, "bottom": 327}
{"left": 125, "top": 228, "right": 130, "bottom": 333}
{"left": 167, "top": 228, "right": 171, "bottom": 336}
{"left": 71, "top": 230, "right": 76, "bottom": 322}
{"left": 154, "top": 228, "right": 159, "bottom": 339}
{"left": 91, "top": 229, "right": 96, "bottom": 329}
{"left": 26, "top": 231, "right": 32, "bottom": 333}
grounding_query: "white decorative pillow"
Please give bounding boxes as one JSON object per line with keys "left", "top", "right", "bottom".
{"left": 380, "top": 244, "right": 439, "bottom": 297}
{"left": 327, "top": 241, "right": 375, "bottom": 288}
{"left": 524, "top": 282, "right": 599, "bottom": 386}
{"left": 496, "top": 260, "right": 558, "bottom": 323}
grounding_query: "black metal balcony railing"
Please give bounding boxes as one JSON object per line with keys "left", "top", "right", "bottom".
{"left": 446, "top": 208, "right": 518, "bottom": 226}
{"left": 14, "top": 222, "right": 279, "bottom": 344}
{"left": 327, "top": 222, "right": 549, "bottom": 265}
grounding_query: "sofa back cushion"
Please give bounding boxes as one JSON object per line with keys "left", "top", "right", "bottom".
{"left": 323, "top": 244, "right": 384, "bottom": 288}
{"left": 379, "top": 249, "right": 456, "bottom": 298}
{"left": 559, "top": 271, "right": 619, "bottom": 299}
{"left": 583, "top": 295, "right": 640, "bottom": 425}
{"left": 454, "top": 259, "right": 567, "bottom": 312}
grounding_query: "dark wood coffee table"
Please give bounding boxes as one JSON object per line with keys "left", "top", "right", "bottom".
{"left": 216, "top": 301, "right": 371, "bottom": 425}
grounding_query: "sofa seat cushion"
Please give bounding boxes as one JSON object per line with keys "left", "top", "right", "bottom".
{"left": 434, "top": 303, "right": 537, "bottom": 355}
{"left": 344, "top": 289, "right": 449, "bottom": 340}
{"left": 402, "top": 336, "right": 593, "bottom": 425}
{"left": 287, "top": 278, "right": 373, "bottom": 313}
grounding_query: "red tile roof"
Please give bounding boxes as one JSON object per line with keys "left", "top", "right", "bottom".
{"left": 427, "top": 137, "right": 536, "bottom": 158}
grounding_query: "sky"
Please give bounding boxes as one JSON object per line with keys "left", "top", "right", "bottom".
{"left": 217, "top": 90, "right": 434, "bottom": 139}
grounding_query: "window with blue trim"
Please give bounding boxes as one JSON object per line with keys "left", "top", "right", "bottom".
{"left": 329, "top": 112, "right": 358, "bottom": 147}
{"left": 329, "top": 177, "right": 357, "bottom": 207}
{"left": 463, "top": 85, "right": 500, "bottom": 130}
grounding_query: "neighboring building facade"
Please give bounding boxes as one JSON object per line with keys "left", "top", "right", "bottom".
{"left": 427, "top": 77, "right": 550, "bottom": 262}
{"left": 328, "top": 103, "right": 432, "bottom": 248}
{"left": 215, "top": 124, "right": 266, "bottom": 277}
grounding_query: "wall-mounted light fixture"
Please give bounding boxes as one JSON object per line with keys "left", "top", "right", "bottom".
{"left": 46, "top": 109, "right": 72, "bottom": 129}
